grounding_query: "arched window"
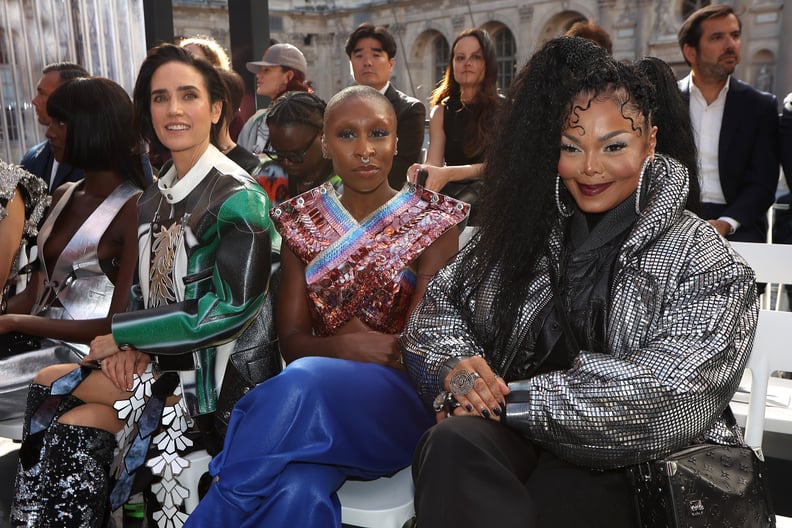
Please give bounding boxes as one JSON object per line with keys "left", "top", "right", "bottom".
{"left": 682, "top": 0, "right": 711, "bottom": 19}
{"left": 433, "top": 35, "right": 449, "bottom": 87}
{"left": 493, "top": 27, "right": 516, "bottom": 91}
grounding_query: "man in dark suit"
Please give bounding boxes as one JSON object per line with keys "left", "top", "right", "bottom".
{"left": 345, "top": 23, "right": 426, "bottom": 188}
{"left": 20, "top": 62, "right": 90, "bottom": 193}
{"left": 782, "top": 93, "right": 792, "bottom": 188}
{"left": 677, "top": 4, "right": 779, "bottom": 242}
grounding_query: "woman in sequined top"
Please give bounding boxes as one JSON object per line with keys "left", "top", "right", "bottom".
{"left": 401, "top": 37, "right": 758, "bottom": 527}
{"left": 0, "top": 160, "right": 47, "bottom": 312}
{"left": 186, "top": 85, "right": 469, "bottom": 527}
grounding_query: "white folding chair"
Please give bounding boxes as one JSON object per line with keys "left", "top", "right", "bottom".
{"left": 0, "top": 416, "right": 23, "bottom": 441}
{"left": 458, "top": 225, "right": 478, "bottom": 250}
{"left": 730, "top": 241, "right": 792, "bottom": 310}
{"left": 175, "top": 449, "right": 212, "bottom": 514}
{"left": 338, "top": 466, "right": 414, "bottom": 528}
{"left": 742, "top": 310, "right": 792, "bottom": 449}
{"left": 737, "top": 309, "right": 792, "bottom": 526}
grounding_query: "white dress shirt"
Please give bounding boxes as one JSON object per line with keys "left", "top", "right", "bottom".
{"left": 679, "top": 73, "right": 738, "bottom": 233}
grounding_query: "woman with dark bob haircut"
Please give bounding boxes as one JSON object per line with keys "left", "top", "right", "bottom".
{"left": 402, "top": 37, "right": 758, "bottom": 526}
{"left": 9, "top": 76, "right": 145, "bottom": 526}
{"left": 11, "top": 44, "right": 274, "bottom": 527}
{"left": 1, "top": 76, "right": 144, "bottom": 346}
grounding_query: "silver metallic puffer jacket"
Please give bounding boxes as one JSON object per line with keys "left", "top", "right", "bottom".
{"left": 401, "top": 155, "right": 759, "bottom": 470}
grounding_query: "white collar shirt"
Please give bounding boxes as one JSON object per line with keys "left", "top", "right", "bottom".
{"left": 680, "top": 73, "right": 730, "bottom": 206}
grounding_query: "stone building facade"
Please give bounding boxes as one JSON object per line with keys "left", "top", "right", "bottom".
{"left": 173, "top": 0, "right": 790, "bottom": 108}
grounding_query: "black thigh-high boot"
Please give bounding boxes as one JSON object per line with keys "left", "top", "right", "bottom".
{"left": 37, "top": 421, "right": 116, "bottom": 528}
{"left": 10, "top": 385, "right": 84, "bottom": 527}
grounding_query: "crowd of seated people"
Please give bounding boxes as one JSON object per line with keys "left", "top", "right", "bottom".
{"left": 5, "top": 5, "right": 792, "bottom": 527}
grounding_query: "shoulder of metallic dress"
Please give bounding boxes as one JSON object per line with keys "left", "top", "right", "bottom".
{"left": 410, "top": 182, "right": 471, "bottom": 223}
{"left": 271, "top": 181, "right": 469, "bottom": 225}
{"left": 0, "top": 159, "right": 49, "bottom": 238}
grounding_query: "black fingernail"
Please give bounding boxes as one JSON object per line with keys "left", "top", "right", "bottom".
{"left": 482, "top": 409, "right": 491, "bottom": 419}
{"left": 465, "top": 404, "right": 473, "bottom": 412}
{"left": 499, "top": 401, "right": 506, "bottom": 410}
{"left": 492, "top": 406, "right": 501, "bottom": 416}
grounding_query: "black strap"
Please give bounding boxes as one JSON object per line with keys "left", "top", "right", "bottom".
{"left": 19, "top": 366, "right": 94, "bottom": 469}
{"left": 110, "top": 372, "right": 180, "bottom": 510}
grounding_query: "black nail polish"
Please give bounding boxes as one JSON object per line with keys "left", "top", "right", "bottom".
{"left": 482, "top": 409, "right": 491, "bottom": 419}
{"left": 492, "top": 406, "right": 501, "bottom": 416}
{"left": 465, "top": 404, "right": 473, "bottom": 412}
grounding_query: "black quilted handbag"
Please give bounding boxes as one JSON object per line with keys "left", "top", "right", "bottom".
{"left": 629, "top": 443, "right": 776, "bottom": 528}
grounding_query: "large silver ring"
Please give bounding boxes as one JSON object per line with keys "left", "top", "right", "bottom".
{"left": 449, "top": 370, "right": 480, "bottom": 396}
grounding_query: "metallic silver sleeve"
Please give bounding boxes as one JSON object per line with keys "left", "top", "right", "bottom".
{"left": 400, "top": 251, "right": 486, "bottom": 406}
{"left": 505, "top": 216, "right": 758, "bottom": 469}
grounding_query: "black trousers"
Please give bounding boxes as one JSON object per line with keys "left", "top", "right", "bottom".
{"left": 412, "top": 417, "right": 638, "bottom": 528}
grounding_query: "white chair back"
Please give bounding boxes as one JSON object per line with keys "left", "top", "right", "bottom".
{"left": 730, "top": 241, "right": 792, "bottom": 310}
{"left": 742, "top": 309, "right": 792, "bottom": 449}
{"left": 730, "top": 241, "right": 792, "bottom": 285}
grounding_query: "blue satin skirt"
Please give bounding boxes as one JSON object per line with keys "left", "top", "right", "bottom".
{"left": 185, "top": 356, "right": 433, "bottom": 528}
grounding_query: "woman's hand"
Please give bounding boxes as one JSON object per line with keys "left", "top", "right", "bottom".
{"left": 407, "top": 164, "right": 451, "bottom": 193}
{"left": 442, "top": 356, "right": 510, "bottom": 421}
{"left": 95, "top": 348, "right": 150, "bottom": 391}
{"left": 85, "top": 333, "right": 123, "bottom": 362}
{"left": 340, "top": 329, "right": 403, "bottom": 370}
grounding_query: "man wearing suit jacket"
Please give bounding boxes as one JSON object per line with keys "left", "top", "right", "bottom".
{"left": 677, "top": 4, "right": 779, "bottom": 242}
{"left": 345, "top": 23, "right": 426, "bottom": 188}
{"left": 782, "top": 93, "right": 792, "bottom": 189}
{"left": 20, "top": 62, "right": 90, "bottom": 193}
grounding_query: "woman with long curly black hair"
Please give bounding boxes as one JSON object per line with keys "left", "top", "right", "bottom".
{"left": 402, "top": 36, "right": 758, "bottom": 527}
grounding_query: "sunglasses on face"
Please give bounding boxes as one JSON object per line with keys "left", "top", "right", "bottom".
{"left": 262, "top": 128, "right": 321, "bottom": 164}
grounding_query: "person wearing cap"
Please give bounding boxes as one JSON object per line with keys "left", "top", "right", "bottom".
{"left": 344, "top": 23, "right": 426, "bottom": 188}
{"left": 238, "top": 43, "right": 312, "bottom": 156}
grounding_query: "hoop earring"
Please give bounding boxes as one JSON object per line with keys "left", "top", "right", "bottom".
{"left": 555, "top": 175, "right": 573, "bottom": 217}
{"left": 635, "top": 155, "right": 652, "bottom": 215}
